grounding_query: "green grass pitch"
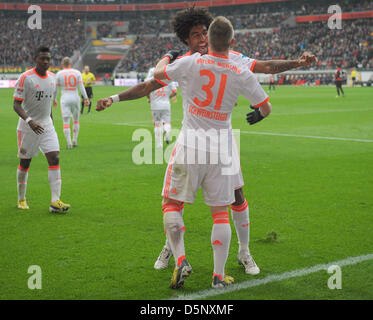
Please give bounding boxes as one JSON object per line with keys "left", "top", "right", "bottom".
{"left": 0, "top": 85, "right": 372, "bottom": 300}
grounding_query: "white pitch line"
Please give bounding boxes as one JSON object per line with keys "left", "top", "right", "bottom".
{"left": 114, "top": 122, "right": 153, "bottom": 127}
{"left": 114, "top": 123, "right": 373, "bottom": 143}
{"left": 271, "top": 107, "right": 373, "bottom": 116}
{"left": 170, "top": 253, "right": 373, "bottom": 300}
{"left": 241, "top": 131, "right": 373, "bottom": 143}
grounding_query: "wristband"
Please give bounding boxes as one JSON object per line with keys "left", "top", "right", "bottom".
{"left": 25, "top": 117, "right": 32, "bottom": 124}
{"left": 110, "top": 95, "right": 120, "bottom": 103}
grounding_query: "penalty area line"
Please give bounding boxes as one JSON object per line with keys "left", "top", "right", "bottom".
{"left": 170, "top": 252, "right": 373, "bottom": 300}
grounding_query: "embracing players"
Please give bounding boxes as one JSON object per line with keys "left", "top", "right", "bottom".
{"left": 55, "top": 57, "right": 90, "bottom": 149}
{"left": 96, "top": 7, "right": 317, "bottom": 276}
{"left": 153, "top": 16, "right": 272, "bottom": 288}
{"left": 13, "top": 46, "right": 70, "bottom": 213}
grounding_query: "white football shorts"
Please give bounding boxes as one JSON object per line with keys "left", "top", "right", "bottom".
{"left": 17, "top": 126, "right": 60, "bottom": 159}
{"left": 61, "top": 96, "right": 80, "bottom": 119}
{"left": 161, "top": 143, "right": 235, "bottom": 206}
{"left": 152, "top": 110, "right": 171, "bottom": 124}
{"left": 231, "top": 136, "right": 244, "bottom": 190}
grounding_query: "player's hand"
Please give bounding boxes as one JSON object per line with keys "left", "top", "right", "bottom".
{"left": 164, "top": 50, "right": 183, "bottom": 63}
{"left": 53, "top": 100, "right": 57, "bottom": 108}
{"left": 96, "top": 97, "right": 112, "bottom": 111}
{"left": 171, "top": 97, "right": 177, "bottom": 103}
{"left": 298, "top": 52, "right": 318, "bottom": 67}
{"left": 28, "top": 120, "right": 44, "bottom": 135}
{"left": 84, "top": 98, "right": 90, "bottom": 106}
{"left": 246, "top": 107, "right": 264, "bottom": 125}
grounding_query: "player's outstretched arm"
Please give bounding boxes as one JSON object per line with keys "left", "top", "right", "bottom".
{"left": 96, "top": 50, "right": 182, "bottom": 112}
{"left": 246, "top": 102, "right": 272, "bottom": 125}
{"left": 253, "top": 52, "right": 317, "bottom": 74}
{"left": 96, "top": 78, "right": 163, "bottom": 111}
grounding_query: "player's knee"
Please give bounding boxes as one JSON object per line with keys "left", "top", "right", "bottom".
{"left": 164, "top": 219, "right": 180, "bottom": 234}
{"left": 46, "top": 152, "right": 59, "bottom": 166}
{"left": 20, "top": 159, "right": 31, "bottom": 169}
{"left": 232, "top": 188, "right": 245, "bottom": 206}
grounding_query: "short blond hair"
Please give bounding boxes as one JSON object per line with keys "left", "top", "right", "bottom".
{"left": 62, "top": 57, "right": 71, "bottom": 67}
{"left": 208, "top": 16, "right": 234, "bottom": 52}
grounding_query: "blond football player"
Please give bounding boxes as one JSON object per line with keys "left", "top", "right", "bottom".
{"left": 55, "top": 57, "right": 89, "bottom": 148}
{"left": 154, "top": 16, "right": 271, "bottom": 289}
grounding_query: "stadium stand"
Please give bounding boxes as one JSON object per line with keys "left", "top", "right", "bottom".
{"left": 0, "top": 0, "right": 372, "bottom": 85}
{"left": 0, "top": 12, "right": 86, "bottom": 68}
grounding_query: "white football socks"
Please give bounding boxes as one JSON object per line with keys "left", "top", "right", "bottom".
{"left": 17, "top": 165, "right": 29, "bottom": 201}
{"left": 48, "top": 165, "right": 61, "bottom": 203}
{"left": 164, "top": 122, "right": 171, "bottom": 142}
{"left": 63, "top": 118, "right": 72, "bottom": 146}
{"left": 164, "top": 204, "right": 184, "bottom": 251}
{"left": 163, "top": 203, "right": 186, "bottom": 267}
{"left": 231, "top": 200, "right": 250, "bottom": 257}
{"left": 211, "top": 211, "right": 231, "bottom": 280}
{"left": 154, "top": 122, "right": 163, "bottom": 148}
{"left": 73, "top": 120, "right": 80, "bottom": 145}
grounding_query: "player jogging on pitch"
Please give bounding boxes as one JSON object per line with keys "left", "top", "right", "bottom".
{"left": 55, "top": 57, "right": 90, "bottom": 149}
{"left": 96, "top": 7, "right": 317, "bottom": 276}
{"left": 145, "top": 67, "right": 177, "bottom": 148}
{"left": 154, "top": 16, "right": 271, "bottom": 288}
{"left": 13, "top": 46, "right": 70, "bottom": 213}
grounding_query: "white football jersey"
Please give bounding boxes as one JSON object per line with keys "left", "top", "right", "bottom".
{"left": 55, "top": 68, "right": 88, "bottom": 101}
{"left": 146, "top": 67, "right": 177, "bottom": 111}
{"left": 228, "top": 50, "right": 256, "bottom": 72}
{"left": 163, "top": 52, "right": 268, "bottom": 151}
{"left": 14, "top": 68, "right": 57, "bottom": 131}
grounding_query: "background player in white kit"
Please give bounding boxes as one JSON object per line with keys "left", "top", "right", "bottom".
{"left": 13, "top": 46, "right": 70, "bottom": 213}
{"left": 154, "top": 16, "right": 272, "bottom": 289}
{"left": 145, "top": 67, "right": 177, "bottom": 148}
{"left": 55, "top": 57, "right": 89, "bottom": 149}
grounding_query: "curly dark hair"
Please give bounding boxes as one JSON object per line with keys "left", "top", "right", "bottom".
{"left": 34, "top": 46, "right": 50, "bottom": 58}
{"left": 171, "top": 7, "right": 213, "bottom": 45}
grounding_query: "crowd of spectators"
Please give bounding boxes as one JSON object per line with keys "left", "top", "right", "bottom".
{"left": 279, "top": 73, "right": 337, "bottom": 86}
{"left": 97, "top": 23, "right": 112, "bottom": 38}
{"left": 116, "top": 18, "right": 372, "bottom": 73}
{"left": 232, "top": 20, "right": 372, "bottom": 70}
{"left": 123, "top": 0, "right": 372, "bottom": 34}
{"left": 0, "top": 13, "right": 86, "bottom": 67}
{"left": 116, "top": 35, "right": 185, "bottom": 73}
{"left": 0, "top": 0, "right": 371, "bottom": 75}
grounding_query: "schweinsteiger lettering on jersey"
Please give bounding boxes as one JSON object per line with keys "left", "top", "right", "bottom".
{"left": 189, "top": 104, "right": 228, "bottom": 121}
